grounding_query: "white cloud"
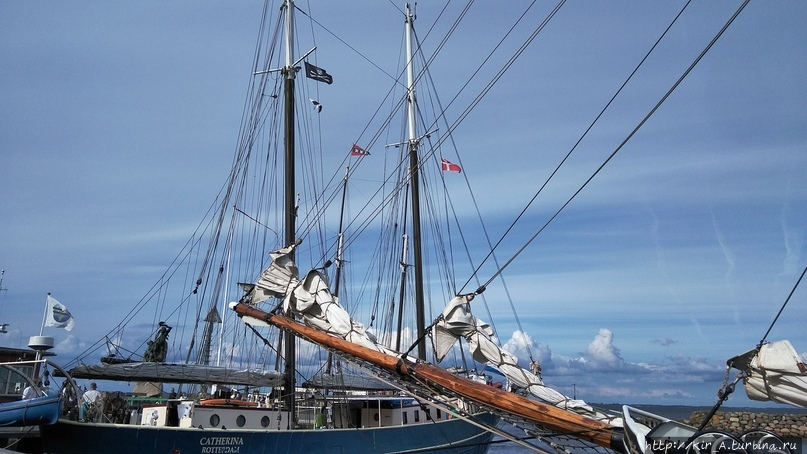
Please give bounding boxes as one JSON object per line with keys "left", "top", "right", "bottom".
{"left": 493, "top": 328, "right": 727, "bottom": 404}
{"left": 54, "top": 335, "right": 85, "bottom": 355}
{"left": 585, "top": 328, "right": 625, "bottom": 370}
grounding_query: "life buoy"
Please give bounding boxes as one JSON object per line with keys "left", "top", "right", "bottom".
{"left": 198, "top": 399, "right": 259, "bottom": 407}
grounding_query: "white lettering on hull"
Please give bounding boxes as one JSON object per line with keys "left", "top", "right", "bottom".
{"left": 199, "top": 436, "right": 244, "bottom": 453}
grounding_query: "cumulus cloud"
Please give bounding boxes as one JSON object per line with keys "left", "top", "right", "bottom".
{"left": 54, "top": 335, "right": 85, "bottom": 355}
{"left": 493, "top": 328, "right": 725, "bottom": 404}
{"left": 585, "top": 328, "right": 626, "bottom": 370}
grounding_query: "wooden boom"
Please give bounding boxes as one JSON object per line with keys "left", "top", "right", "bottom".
{"left": 231, "top": 302, "right": 624, "bottom": 452}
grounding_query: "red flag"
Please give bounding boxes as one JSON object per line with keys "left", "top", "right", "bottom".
{"left": 440, "top": 158, "right": 461, "bottom": 173}
{"left": 350, "top": 144, "right": 370, "bottom": 156}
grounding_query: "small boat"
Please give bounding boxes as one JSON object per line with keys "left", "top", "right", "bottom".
{"left": 198, "top": 398, "right": 259, "bottom": 407}
{"left": 0, "top": 394, "right": 61, "bottom": 428}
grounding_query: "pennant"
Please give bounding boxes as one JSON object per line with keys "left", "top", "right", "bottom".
{"left": 350, "top": 144, "right": 370, "bottom": 156}
{"left": 45, "top": 295, "right": 75, "bottom": 331}
{"left": 440, "top": 158, "right": 462, "bottom": 173}
{"left": 304, "top": 62, "right": 333, "bottom": 85}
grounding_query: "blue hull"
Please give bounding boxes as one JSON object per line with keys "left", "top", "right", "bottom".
{"left": 41, "top": 413, "right": 496, "bottom": 454}
{"left": 0, "top": 395, "right": 61, "bottom": 427}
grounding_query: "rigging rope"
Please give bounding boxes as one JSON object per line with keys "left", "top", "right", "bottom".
{"left": 416, "top": 0, "right": 554, "bottom": 358}
{"left": 467, "top": 0, "right": 751, "bottom": 293}
{"left": 459, "top": 0, "right": 691, "bottom": 292}
{"left": 759, "top": 263, "right": 807, "bottom": 348}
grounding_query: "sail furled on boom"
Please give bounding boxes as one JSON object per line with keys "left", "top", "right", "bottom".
{"left": 434, "top": 294, "right": 618, "bottom": 424}
{"left": 729, "top": 339, "right": 807, "bottom": 408}
{"left": 247, "top": 245, "right": 300, "bottom": 305}
{"left": 243, "top": 244, "right": 397, "bottom": 354}
{"left": 65, "top": 362, "right": 283, "bottom": 388}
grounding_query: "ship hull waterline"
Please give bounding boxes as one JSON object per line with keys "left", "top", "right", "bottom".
{"left": 41, "top": 413, "right": 497, "bottom": 454}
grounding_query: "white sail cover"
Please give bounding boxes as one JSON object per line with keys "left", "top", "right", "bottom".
{"left": 240, "top": 244, "right": 397, "bottom": 356}
{"left": 434, "top": 294, "right": 618, "bottom": 424}
{"left": 66, "top": 362, "right": 283, "bottom": 387}
{"left": 730, "top": 340, "right": 807, "bottom": 408}
{"left": 249, "top": 245, "right": 300, "bottom": 304}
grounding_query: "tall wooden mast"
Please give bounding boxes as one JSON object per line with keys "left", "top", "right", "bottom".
{"left": 404, "top": 3, "right": 427, "bottom": 361}
{"left": 282, "top": 0, "right": 297, "bottom": 423}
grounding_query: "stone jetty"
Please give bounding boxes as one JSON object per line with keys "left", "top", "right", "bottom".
{"left": 683, "top": 411, "right": 807, "bottom": 438}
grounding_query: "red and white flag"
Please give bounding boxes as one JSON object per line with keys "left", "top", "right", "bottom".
{"left": 350, "top": 144, "right": 369, "bottom": 156}
{"left": 440, "top": 158, "right": 461, "bottom": 173}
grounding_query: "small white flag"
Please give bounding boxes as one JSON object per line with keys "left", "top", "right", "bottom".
{"left": 45, "top": 295, "right": 75, "bottom": 331}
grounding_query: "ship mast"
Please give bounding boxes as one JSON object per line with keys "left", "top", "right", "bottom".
{"left": 404, "top": 3, "right": 427, "bottom": 361}
{"left": 282, "top": 0, "right": 297, "bottom": 423}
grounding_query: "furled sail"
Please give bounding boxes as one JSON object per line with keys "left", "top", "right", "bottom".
{"left": 64, "top": 362, "right": 283, "bottom": 388}
{"left": 248, "top": 245, "right": 300, "bottom": 305}
{"left": 245, "top": 244, "right": 397, "bottom": 354}
{"left": 729, "top": 339, "right": 807, "bottom": 408}
{"left": 434, "top": 294, "right": 618, "bottom": 424}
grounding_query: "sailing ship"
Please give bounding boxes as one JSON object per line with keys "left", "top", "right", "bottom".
{"left": 32, "top": 1, "right": 801, "bottom": 454}
{"left": 40, "top": 2, "right": 498, "bottom": 453}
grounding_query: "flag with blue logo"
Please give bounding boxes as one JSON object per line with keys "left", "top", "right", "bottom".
{"left": 45, "top": 295, "right": 75, "bottom": 331}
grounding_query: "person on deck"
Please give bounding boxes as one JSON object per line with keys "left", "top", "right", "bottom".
{"left": 80, "top": 383, "right": 102, "bottom": 422}
{"left": 22, "top": 380, "right": 41, "bottom": 400}
{"left": 315, "top": 406, "right": 327, "bottom": 429}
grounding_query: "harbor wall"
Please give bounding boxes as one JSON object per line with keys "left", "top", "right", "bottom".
{"left": 684, "top": 411, "right": 807, "bottom": 438}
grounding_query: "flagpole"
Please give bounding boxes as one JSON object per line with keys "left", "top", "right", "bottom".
{"left": 33, "top": 293, "right": 52, "bottom": 363}
{"left": 39, "top": 293, "right": 51, "bottom": 337}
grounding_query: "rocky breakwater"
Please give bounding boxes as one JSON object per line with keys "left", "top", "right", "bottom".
{"left": 684, "top": 411, "right": 807, "bottom": 438}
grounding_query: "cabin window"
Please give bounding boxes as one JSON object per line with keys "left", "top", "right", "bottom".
{"left": 0, "top": 366, "right": 34, "bottom": 395}
{"left": 236, "top": 415, "right": 246, "bottom": 427}
{"left": 373, "top": 413, "right": 379, "bottom": 422}
{"left": 209, "top": 414, "right": 220, "bottom": 427}
{"left": 425, "top": 408, "right": 431, "bottom": 420}
{"left": 436, "top": 409, "right": 442, "bottom": 419}
{"left": 402, "top": 412, "right": 408, "bottom": 425}
{"left": 414, "top": 410, "right": 420, "bottom": 423}
{"left": 261, "top": 416, "right": 270, "bottom": 428}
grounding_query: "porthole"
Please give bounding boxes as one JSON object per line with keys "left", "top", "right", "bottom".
{"left": 261, "top": 416, "right": 270, "bottom": 428}
{"left": 209, "top": 414, "right": 220, "bottom": 427}
{"left": 373, "top": 413, "right": 379, "bottom": 422}
{"left": 236, "top": 414, "right": 246, "bottom": 427}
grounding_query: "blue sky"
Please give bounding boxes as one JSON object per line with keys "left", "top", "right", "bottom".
{"left": 1, "top": 2, "right": 805, "bottom": 407}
